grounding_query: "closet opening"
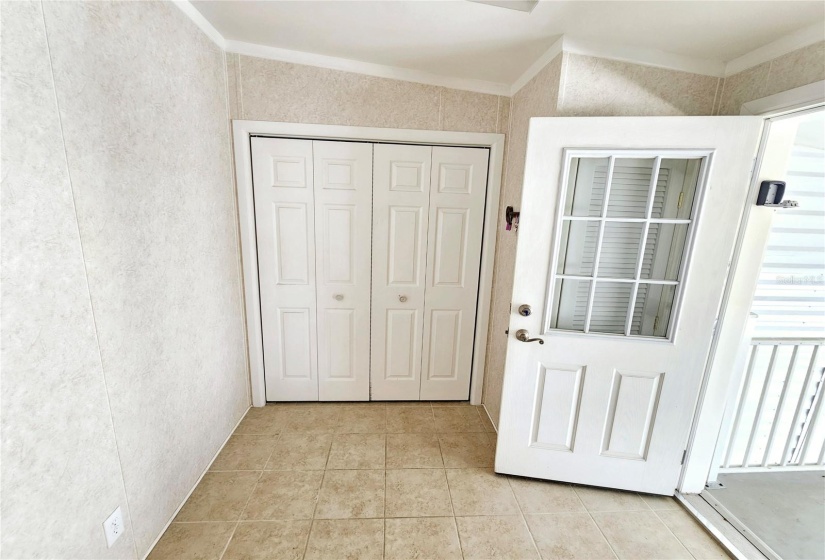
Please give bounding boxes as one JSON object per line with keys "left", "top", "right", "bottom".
{"left": 234, "top": 122, "right": 505, "bottom": 407}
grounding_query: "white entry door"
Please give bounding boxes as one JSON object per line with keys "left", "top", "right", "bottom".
{"left": 371, "top": 144, "right": 432, "bottom": 400}
{"left": 496, "top": 117, "right": 762, "bottom": 494}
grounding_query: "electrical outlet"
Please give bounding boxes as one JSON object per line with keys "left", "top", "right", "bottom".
{"left": 103, "top": 506, "right": 124, "bottom": 548}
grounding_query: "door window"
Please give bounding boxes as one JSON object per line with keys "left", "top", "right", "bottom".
{"left": 548, "top": 152, "right": 707, "bottom": 339}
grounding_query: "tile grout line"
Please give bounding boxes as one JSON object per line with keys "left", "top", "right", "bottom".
{"left": 651, "top": 508, "right": 700, "bottom": 559}
{"left": 570, "top": 486, "right": 621, "bottom": 559}
{"left": 216, "top": 427, "right": 280, "bottom": 559}
{"left": 442, "top": 463, "right": 465, "bottom": 559}
{"left": 301, "top": 459, "right": 326, "bottom": 559}
{"left": 505, "top": 476, "right": 542, "bottom": 559}
{"left": 382, "top": 464, "right": 388, "bottom": 558}
{"left": 216, "top": 469, "right": 265, "bottom": 560}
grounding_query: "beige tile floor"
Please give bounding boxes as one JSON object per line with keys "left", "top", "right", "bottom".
{"left": 149, "top": 402, "right": 730, "bottom": 560}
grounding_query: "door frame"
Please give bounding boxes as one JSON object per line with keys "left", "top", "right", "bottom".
{"left": 232, "top": 120, "right": 505, "bottom": 407}
{"left": 679, "top": 81, "right": 825, "bottom": 493}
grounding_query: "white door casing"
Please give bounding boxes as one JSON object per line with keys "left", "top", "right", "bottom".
{"left": 496, "top": 117, "right": 762, "bottom": 495}
{"left": 313, "top": 141, "right": 373, "bottom": 401}
{"left": 252, "top": 137, "right": 318, "bottom": 401}
{"left": 371, "top": 144, "right": 433, "bottom": 400}
{"left": 421, "top": 147, "right": 490, "bottom": 400}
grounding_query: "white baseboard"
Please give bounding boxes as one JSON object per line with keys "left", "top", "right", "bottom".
{"left": 481, "top": 403, "right": 498, "bottom": 433}
{"left": 141, "top": 406, "right": 251, "bottom": 559}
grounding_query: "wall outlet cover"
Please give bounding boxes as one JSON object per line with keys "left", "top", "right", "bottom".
{"left": 103, "top": 506, "right": 124, "bottom": 548}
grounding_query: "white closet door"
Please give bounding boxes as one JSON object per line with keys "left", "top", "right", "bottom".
{"left": 313, "top": 140, "right": 372, "bottom": 401}
{"left": 252, "top": 137, "right": 318, "bottom": 401}
{"left": 371, "top": 144, "right": 432, "bottom": 400}
{"left": 420, "top": 146, "right": 489, "bottom": 400}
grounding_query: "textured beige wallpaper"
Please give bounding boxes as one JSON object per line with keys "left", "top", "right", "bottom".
{"left": 717, "top": 41, "right": 825, "bottom": 115}
{"left": 229, "top": 54, "right": 507, "bottom": 133}
{"left": 482, "top": 55, "right": 563, "bottom": 427}
{"left": 0, "top": 2, "right": 136, "bottom": 557}
{"left": 558, "top": 54, "right": 720, "bottom": 116}
{"left": 3, "top": 1, "right": 249, "bottom": 557}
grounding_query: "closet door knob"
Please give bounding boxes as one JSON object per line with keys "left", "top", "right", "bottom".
{"left": 399, "top": 295, "right": 408, "bottom": 303}
{"left": 333, "top": 294, "right": 344, "bottom": 301}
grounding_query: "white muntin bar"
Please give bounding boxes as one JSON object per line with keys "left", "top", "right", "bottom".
{"left": 625, "top": 157, "right": 663, "bottom": 336}
{"left": 563, "top": 216, "right": 691, "bottom": 224}
{"left": 583, "top": 156, "right": 615, "bottom": 334}
{"left": 556, "top": 275, "right": 678, "bottom": 286}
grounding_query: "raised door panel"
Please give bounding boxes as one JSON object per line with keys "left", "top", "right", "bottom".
{"left": 601, "top": 370, "right": 664, "bottom": 460}
{"left": 313, "top": 140, "right": 372, "bottom": 401}
{"left": 371, "top": 144, "right": 432, "bottom": 400}
{"left": 388, "top": 206, "right": 425, "bottom": 285}
{"left": 531, "top": 364, "right": 585, "bottom": 452}
{"left": 420, "top": 146, "right": 489, "bottom": 400}
{"left": 252, "top": 137, "right": 318, "bottom": 401}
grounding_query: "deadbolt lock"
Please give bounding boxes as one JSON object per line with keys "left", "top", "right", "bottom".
{"left": 518, "top": 304, "right": 532, "bottom": 317}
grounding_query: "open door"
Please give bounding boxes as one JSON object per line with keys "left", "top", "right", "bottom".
{"left": 496, "top": 117, "right": 762, "bottom": 495}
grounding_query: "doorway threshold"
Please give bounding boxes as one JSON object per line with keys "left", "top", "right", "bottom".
{"left": 675, "top": 492, "right": 768, "bottom": 560}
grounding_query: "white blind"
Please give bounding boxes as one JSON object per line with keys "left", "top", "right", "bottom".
{"left": 571, "top": 161, "right": 669, "bottom": 333}
{"left": 752, "top": 144, "right": 825, "bottom": 337}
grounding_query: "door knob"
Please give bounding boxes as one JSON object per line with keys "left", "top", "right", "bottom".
{"left": 333, "top": 294, "right": 344, "bottom": 301}
{"left": 399, "top": 295, "right": 408, "bottom": 302}
{"left": 515, "top": 329, "right": 544, "bottom": 344}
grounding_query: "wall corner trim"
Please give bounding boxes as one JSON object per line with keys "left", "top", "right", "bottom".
{"left": 172, "top": 0, "right": 227, "bottom": 49}
{"left": 510, "top": 36, "right": 565, "bottom": 95}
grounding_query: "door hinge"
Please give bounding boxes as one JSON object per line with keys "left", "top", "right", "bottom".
{"left": 677, "top": 191, "right": 684, "bottom": 210}
{"left": 681, "top": 449, "right": 687, "bottom": 465}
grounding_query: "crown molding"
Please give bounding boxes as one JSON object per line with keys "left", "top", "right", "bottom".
{"left": 173, "top": 0, "right": 822, "bottom": 99}
{"left": 172, "top": 1, "right": 226, "bottom": 49}
{"left": 724, "top": 23, "right": 825, "bottom": 77}
{"left": 509, "top": 36, "right": 565, "bottom": 95}
{"left": 225, "top": 40, "right": 511, "bottom": 96}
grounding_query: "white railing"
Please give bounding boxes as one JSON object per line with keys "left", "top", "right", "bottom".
{"left": 717, "top": 338, "right": 825, "bottom": 473}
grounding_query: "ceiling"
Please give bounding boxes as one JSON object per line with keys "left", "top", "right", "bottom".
{"left": 192, "top": 1, "right": 825, "bottom": 86}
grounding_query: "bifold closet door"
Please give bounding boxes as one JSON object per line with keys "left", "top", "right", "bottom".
{"left": 313, "top": 140, "right": 372, "bottom": 401}
{"left": 420, "top": 146, "right": 489, "bottom": 399}
{"left": 252, "top": 138, "right": 318, "bottom": 401}
{"left": 371, "top": 144, "right": 432, "bottom": 400}
{"left": 371, "top": 144, "right": 489, "bottom": 400}
{"left": 253, "top": 137, "right": 372, "bottom": 402}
